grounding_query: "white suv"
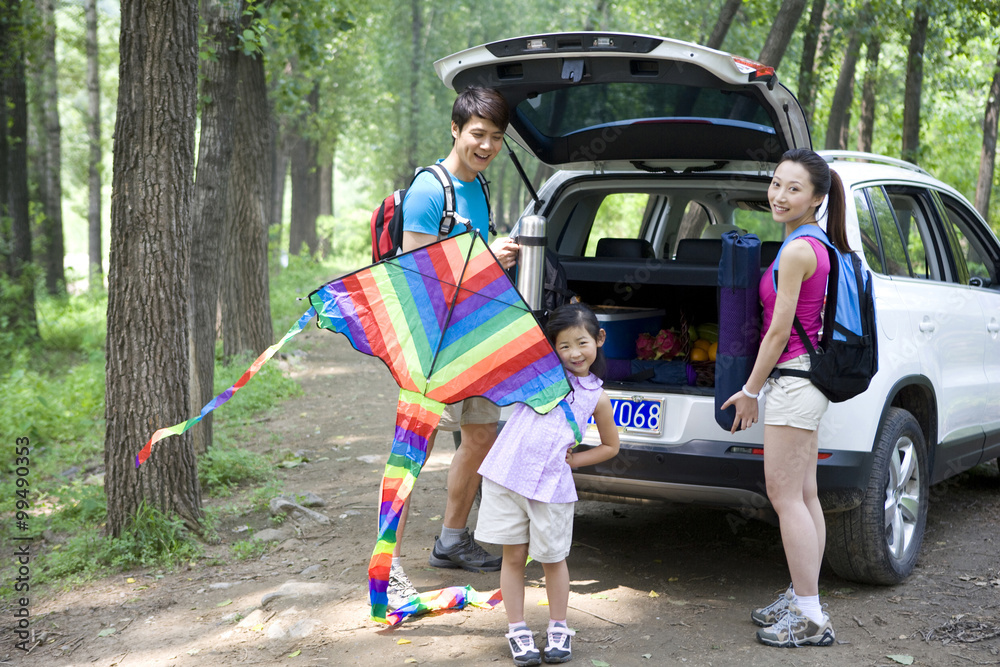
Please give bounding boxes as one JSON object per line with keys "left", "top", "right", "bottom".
{"left": 436, "top": 32, "right": 1000, "bottom": 584}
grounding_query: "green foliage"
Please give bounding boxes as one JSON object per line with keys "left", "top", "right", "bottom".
{"left": 199, "top": 445, "right": 272, "bottom": 497}
{"left": 231, "top": 538, "right": 271, "bottom": 561}
{"left": 37, "top": 502, "right": 201, "bottom": 586}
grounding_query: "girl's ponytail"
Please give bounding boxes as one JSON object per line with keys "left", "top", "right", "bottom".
{"left": 827, "top": 170, "right": 850, "bottom": 254}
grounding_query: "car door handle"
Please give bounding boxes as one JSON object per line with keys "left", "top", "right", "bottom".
{"left": 988, "top": 319, "right": 1000, "bottom": 334}
{"left": 918, "top": 317, "right": 935, "bottom": 333}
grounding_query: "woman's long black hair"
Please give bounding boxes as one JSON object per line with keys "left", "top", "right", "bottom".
{"left": 544, "top": 302, "right": 607, "bottom": 379}
{"left": 778, "top": 148, "right": 851, "bottom": 254}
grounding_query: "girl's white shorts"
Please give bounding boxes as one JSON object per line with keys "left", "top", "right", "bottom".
{"left": 474, "top": 478, "right": 574, "bottom": 563}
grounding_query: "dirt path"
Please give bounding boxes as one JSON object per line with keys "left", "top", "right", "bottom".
{"left": 4, "top": 329, "right": 999, "bottom": 667}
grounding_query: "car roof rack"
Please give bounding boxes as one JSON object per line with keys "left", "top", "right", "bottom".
{"left": 819, "top": 150, "right": 932, "bottom": 177}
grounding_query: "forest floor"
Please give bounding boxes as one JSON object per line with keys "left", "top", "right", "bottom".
{"left": 4, "top": 328, "right": 1000, "bottom": 667}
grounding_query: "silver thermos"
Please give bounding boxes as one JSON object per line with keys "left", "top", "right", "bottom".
{"left": 515, "top": 215, "right": 547, "bottom": 313}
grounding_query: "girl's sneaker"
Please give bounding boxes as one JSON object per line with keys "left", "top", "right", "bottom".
{"left": 505, "top": 627, "right": 541, "bottom": 666}
{"left": 543, "top": 623, "right": 576, "bottom": 663}
{"left": 751, "top": 584, "right": 793, "bottom": 627}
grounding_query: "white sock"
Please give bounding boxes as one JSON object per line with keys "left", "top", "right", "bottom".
{"left": 439, "top": 525, "right": 466, "bottom": 548}
{"left": 793, "top": 594, "right": 824, "bottom": 624}
{"left": 548, "top": 619, "right": 567, "bottom": 630}
{"left": 508, "top": 621, "right": 529, "bottom": 633}
{"left": 391, "top": 556, "right": 400, "bottom": 569}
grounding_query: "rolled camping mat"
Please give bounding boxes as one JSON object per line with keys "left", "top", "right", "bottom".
{"left": 715, "top": 231, "right": 762, "bottom": 431}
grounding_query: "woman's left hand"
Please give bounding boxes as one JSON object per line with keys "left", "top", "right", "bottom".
{"left": 721, "top": 391, "right": 759, "bottom": 434}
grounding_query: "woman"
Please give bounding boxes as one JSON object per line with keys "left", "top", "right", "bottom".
{"left": 722, "top": 148, "right": 849, "bottom": 648}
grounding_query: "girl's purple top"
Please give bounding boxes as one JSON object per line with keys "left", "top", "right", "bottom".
{"left": 759, "top": 235, "right": 830, "bottom": 364}
{"left": 478, "top": 372, "right": 604, "bottom": 504}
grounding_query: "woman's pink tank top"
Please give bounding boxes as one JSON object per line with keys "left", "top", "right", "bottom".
{"left": 759, "top": 236, "right": 830, "bottom": 364}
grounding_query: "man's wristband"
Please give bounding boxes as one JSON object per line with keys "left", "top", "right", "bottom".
{"left": 742, "top": 385, "right": 759, "bottom": 399}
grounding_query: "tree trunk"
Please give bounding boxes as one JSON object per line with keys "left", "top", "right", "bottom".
{"left": 857, "top": 34, "right": 881, "bottom": 154}
{"left": 0, "top": 1, "right": 37, "bottom": 339}
{"left": 758, "top": 0, "right": 807, "bottom": 69}
{"left": 583, "top": 0, "right": 609, "bottom": 31}
{"left": 901, "top": 4, "right": 929, "bottom": 164}
{"left": 86, "top": 0, "right": 103, "bottom": 290}
{"left": 404, "top": 0, "right": 422, "bottom": 182}
{"left": 319, "top": 155, "right": 333, "bottom": 217}
{"left": 105, "top": 0, "right": 202, "bottom": 536}
{"left": 39, "top": 0, "right": 65, "bottom": 295}
{"left": 824, "top": 12, "right": 866, "bottom": 151}
{"left": 706, "top": 0, "right": 743, "bottom": 50}
{"left": 975, "top": 43, "right": 1000, "bottom": 220}
{"left": 288, "top": 85, "right": 320, "bottom": 257}
{"left": 269, "top": 128, "right": 289, "bottom": 266}
{"left": 222, "top": 47, "right": 273, "bottom": 359}
{"left": 796, "top": 0, "right": 826, "bottom": 127}
{"left": 190, "top": 0, "right": 244, "bottom": 454}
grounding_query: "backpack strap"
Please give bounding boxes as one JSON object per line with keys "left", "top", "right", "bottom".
{"left": 475, "top": 172, "right": 496, "bottom": 237}
{"left": 420, "top": 164, "right": 459, "bottom": 238}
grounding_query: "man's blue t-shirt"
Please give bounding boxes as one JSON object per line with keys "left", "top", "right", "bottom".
{"left": 401, "top": 164, "right": 490, "bottom": 240}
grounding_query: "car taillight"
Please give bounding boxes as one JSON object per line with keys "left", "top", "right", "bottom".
{"left": 731, "top": 56, "right": 775, "bottom": 82}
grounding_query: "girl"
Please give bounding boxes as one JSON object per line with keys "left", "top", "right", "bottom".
{"left": 476, "top": 303, "right": 620, "bottom": 665}
{"left": 722, "top": 148, "right": 848, "bottom": 648}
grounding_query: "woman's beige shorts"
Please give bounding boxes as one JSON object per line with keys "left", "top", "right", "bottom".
{"left": 763, "top": 354, "right": 830, "bottom": 431}
{"left": 437, "top": 397, "right": 501, "bottom": 432}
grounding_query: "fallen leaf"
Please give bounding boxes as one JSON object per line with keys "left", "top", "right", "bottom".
{"left": 591, "top": 660, "right": 611, "bottom": 667}
{"left": 538, "top": 599, "right": 549, "bottom": 606}
{"left": 251, "top": 624, "right": 264, "bottom": 631}
{"left": 642, "top": 654, "right": 652, "bottom": 659}
{"left": 590, "top": 593, "right": 609, "bottom": 599}
{"left": 187, "top": 649, "right": 200, "bottom": 656}
{"left": 216, "top": 600, "right": 232, "bottom": 607}
{"left": 97, "top": 628, "right": 116, "bottom": 637}
{"left": 668, "top": 577, "right": 679, "bottom": 582}
{"left": 648, "top": 590, "right": 659, "bottom": 598}
{"left": 288, "top": 649, "right": 301, "bottom": 657}
{"left": 404, "top": 659, "right": 417, "bottom": 664}
{"left": 397, "top": 639, "right": 411, "bottom": 645}
{"left": 886, "top": 656, "right": 914, "bottom": 665}
{"left": 429, "top": 515, "right": 441, "bottom": 521}
{"left": 126, "top": 577, "right": 136, "bottom": 583}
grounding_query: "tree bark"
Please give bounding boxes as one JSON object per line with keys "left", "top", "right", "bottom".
{"left": 975, "top": 43, "right": 1000, "bottom": 220}
{"left": 404, "top": 0, "right": 422, "bottom": 182}
{"left": 269, "top": 128, "right": 289, "bottom": 267}
{"left": 0, "top": 0, "right": 37, "bottom": 338}
{"left": 222, "top": 46, "right": 273, "bottom": 359}
{"left": 824, "top": 11, "right": 866, "bottom": 150}
{"left": 857, "top": 34, "right": 881, "bottom": 154}
{"left": 105, "top": 0, "right": 202, "bottom": 536}
{"left": 901, "top": 3, "right": 929, "bottom": 164}
{"left": 319, "top": 154, "right": 333, "bottom": 217}
{"left": 190, "top": 0, "right": 244, "bottom": 453}
{"left": 85, "top": 0, "right": 103, "bottom": 290}
{"left": 796, "top": 0, "right": 826, "bottom": 127}
{"left": 758, "top": 0, "right": 808, "bottom": 69}
{"left": 706, "top": 0, "right": 743, "bottom": 50}
{"left": 39, "top": 0, "right": 65, "bottom": 295}
{"left": 288, "top": 85, "right": 320, "bottom": 257}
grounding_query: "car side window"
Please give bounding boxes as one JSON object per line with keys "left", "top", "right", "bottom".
{"left": 884, "top": 188, "right": 941, "bottom": 280}
{"left": 938, "top": 192, "right": 998, "bottom": 288}
{"left": 852, "top": 189, "right": 884, "bottom": 272}
{"left": 584, "top": 193, "right": 650, "bottom": 257}
{"left": 866, "top": 186, "right": 911, "bottom": 277}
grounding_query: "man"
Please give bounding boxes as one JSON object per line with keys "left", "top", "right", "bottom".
{"left": 388, "top": 86, "right": 519, "bottom": 607}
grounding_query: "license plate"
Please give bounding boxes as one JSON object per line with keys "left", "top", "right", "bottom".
{"left": 587, "top": 395, "right": 664, "bottom": 435}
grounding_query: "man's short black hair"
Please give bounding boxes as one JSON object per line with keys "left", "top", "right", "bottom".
{"left": 452, "top": 86, "right": 510, "bottom": 133}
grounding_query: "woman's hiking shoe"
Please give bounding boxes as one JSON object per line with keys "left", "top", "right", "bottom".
{"left": 543, "top": 623, "right": 575, "bottom": 663}
{"left": 505, "top": 627, "right": 541, "bottom": 666}
{"left": 755, "top": 604, "right": 835, "bottom": 647}
{"left": 751, "top": 584, "right": 794, "bottom": 626}
{"left": 386, "top": 562, "right": 418, "bottom": 610}
{"left": 428, "top": 530, "right": 502, "bottom": 572}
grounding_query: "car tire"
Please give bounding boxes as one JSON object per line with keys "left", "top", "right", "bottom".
{"left": 826, "top": 407, "right": 929, "bottom": 585}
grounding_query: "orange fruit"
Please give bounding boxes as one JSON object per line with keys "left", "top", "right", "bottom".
{"left": 709, "top": 342, "right": 718, "bottom": 361}
{"left": 689, "top": 347, "right": 709, "bottom": 362}
{"left": 693, "top": 338, "right": 711, "bottom": 351}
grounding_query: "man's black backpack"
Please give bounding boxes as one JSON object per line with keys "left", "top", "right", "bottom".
{"left": 543, "top": 248, "right": 576, "bottom": 317}
{"left": 774, "top": 225, "right": 878, "bottom": 402}
{"left": 370, "top": 164, "right": 492, "bottom": 263}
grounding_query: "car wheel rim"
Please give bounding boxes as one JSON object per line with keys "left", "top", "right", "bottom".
{"left": 883, "top": 434, "right": 920, "bottom": 561}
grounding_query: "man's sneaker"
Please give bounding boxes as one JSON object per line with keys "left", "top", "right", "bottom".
{"left": 751, "top": 584, "right": 794, "bottom": 627}
{"left": 543, "top": 623, "right": 575, "bottom": 663}
{"left": 386, "top": 562, "right": 418, "bottom": 610}
{"left": 428, "top": 530, "right": 502, "bottom": 572}
{"left": 755, "top": 604, "right": 835, "bottom": 648}
{"left": 505, "top": 627, "right": 541, "bottom": 666}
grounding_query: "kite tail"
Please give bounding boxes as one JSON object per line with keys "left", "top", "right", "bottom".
{"left": 135, "top": 306, "right": 316, "bottom": 468}
{"left": 369, "top": 389, "right": 445, "bottom": 623}
{"left": 386, "top": 585, "right": 503, "bottom": 626}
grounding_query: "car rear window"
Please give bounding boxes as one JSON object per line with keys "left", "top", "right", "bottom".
{"left": 517, "top": 81, "right": 778, "bottom": 139}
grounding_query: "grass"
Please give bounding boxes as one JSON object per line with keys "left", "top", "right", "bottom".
{"left": 0, "top": 240, "right": 368, "bottom": 591}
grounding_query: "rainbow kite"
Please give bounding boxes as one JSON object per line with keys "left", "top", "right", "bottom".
{"left": 309, "top": 231, "right": 575, "bottom": 623}
{"left": 138, "top": 231, "right": 577, "bottom": 625}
